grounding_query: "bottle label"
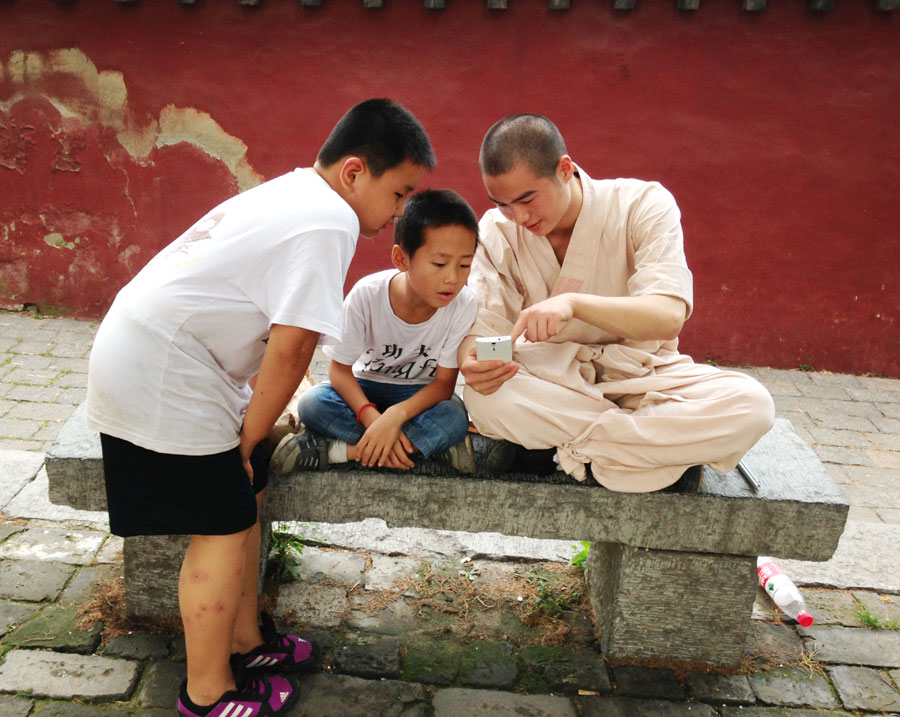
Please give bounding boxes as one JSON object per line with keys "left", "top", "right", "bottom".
{"left": 757, "top": 560, "right": 783, "bottom": 590}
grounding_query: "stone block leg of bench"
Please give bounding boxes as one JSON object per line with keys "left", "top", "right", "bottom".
{"left": 586, "top": 542, "right": 756, "bottom": 667}
{"left": 123, "top": 535, "right": 189, "bottom": 620}
{"left": 122, "top": 524, "right": 273, "bottom": 621}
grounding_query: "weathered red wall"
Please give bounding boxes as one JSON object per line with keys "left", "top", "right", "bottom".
{"left": 2, "top": 0, "right": 898, "bottom": 376}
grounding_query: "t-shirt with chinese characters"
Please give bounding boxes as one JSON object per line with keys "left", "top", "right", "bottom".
{"left": 325, "top": 269, "right": 478, "bottom": 385}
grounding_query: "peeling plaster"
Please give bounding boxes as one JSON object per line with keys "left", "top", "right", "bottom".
{"left": 156, "top": 105, "right": 259, "bottom": 192}
{"left": 118, "top": 244, "right": 141, "bottom": 271}
{"left": 51, "top": 127, "right": 85, "bottom": 172}
{"left": 68, "top": 249, "right": 102, "bottom": 277}
{"left": 3, "top": 48, "right": 263, "bottom": 191}
{"left": 0, "top": 119, "right": 34, "bottom": 173}
{"left": 44, "top": 232, "right": 74, "bottom": 250}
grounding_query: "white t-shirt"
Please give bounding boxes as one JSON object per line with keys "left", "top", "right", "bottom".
{"left": 325, "top": 269, "right": 477, "bottom": 385}
{"left": 86, "top": 168, "right": 358, "bottom": 455}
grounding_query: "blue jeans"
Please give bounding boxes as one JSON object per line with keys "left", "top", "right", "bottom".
{"left": 296, "top": 379, "right": 470, "bottom": 459}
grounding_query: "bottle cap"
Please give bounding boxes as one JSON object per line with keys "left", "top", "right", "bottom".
{"left": 797, "top": 611, "right": 814, "bottom": 627}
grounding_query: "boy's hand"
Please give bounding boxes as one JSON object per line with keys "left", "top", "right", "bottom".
{"left": 356, "top": 408, "right": 415, "bottom": 469}
{"left": 459, "top": 344, "right": 518, "bottom": 396}
{"left": 239, "top": 428, "right": 255, "bottom": 484}
{"left": 381, "top": 435, "right": 416, "bottom": 470}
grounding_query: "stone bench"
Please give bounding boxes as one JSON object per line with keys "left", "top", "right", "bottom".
{"left": 46, "top": 404, "right": 848, "bottom": 667}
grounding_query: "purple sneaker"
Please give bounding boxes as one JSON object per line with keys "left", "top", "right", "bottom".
{"left": 177, "top": 672, "right": 298, "bottom": 716}
{"left": 234, "top": 612, "right": 313, "bottom": 673}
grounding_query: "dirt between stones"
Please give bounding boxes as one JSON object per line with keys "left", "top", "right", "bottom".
{"left": 78, "top": 557, "right": 593, "bottom": 650}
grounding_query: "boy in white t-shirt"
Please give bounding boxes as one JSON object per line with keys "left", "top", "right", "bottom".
{"left": 85, "top": 99, "right": 434, "bottom": 717}
{"left": 271, "top": 189, "right": 479, "bottom": 474}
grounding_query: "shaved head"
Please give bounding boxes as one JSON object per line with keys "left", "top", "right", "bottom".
{"left": 479, "top": 114, "right": 568, "bottom": 179}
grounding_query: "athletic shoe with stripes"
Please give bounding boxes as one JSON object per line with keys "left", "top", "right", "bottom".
{"left": 234, "top": 612, "right": 313, "bottom": 673}
{"left": 176, "top": 672, "right": 298, "bottom": 716}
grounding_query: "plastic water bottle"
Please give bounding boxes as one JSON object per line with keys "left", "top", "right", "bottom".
{"left": 757, "top": 556, "right": 814, "bottom": 627}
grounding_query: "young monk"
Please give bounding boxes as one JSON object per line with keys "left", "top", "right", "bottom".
{"left": 459, "top": 114, "right": 775, "bottom": 492}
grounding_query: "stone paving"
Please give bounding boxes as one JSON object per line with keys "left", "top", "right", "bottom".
{"left": 0, "top": 310, "right": 899, "bottom": 716}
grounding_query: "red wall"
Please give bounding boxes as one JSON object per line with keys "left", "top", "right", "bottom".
{"left": 2, "top": 0, "right": 898, "bottom": 376}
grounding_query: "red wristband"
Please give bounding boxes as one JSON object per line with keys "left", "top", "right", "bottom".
{"left": 356, "top": 402, "right": 376, "bottom": 423}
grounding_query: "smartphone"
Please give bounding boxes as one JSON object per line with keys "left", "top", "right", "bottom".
{"left": 475, "top": 336, "right": 513, "bottom": 362}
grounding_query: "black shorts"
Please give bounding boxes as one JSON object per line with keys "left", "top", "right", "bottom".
{"left": 99, "top": 434, "right": 270, "bottom": 537}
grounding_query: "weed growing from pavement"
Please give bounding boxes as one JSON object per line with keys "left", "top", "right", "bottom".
{"left": 518, "top": 570, "right": 584, "bottom": 620}
{"left": 569, "top": 541, "right": 590, "bottom": 569}
{"left": 269, "top": 522, "right": 313, "bottom": 581}
{"left": 855, "top": 603, "right": 900, "bottom": 630}
{"left": 796, "top": 644, "right": 826, "bottom": 678}
{"left": 457, "top": 558, "right": 481, "bottom": 582}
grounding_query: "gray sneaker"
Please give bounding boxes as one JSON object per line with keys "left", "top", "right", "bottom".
{"left": 270, "top": 428, "right": 330, "bottom": 475}
{"left": 438, "top": 434, "right": 476, "bottom": 474}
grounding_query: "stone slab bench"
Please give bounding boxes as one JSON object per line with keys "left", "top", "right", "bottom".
{"left": 46, "top": 404, "right": 848, "bottom": 667}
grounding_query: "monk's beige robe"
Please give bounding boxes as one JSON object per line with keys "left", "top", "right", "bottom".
{"left": 464, "top": 168, "right": 775, "bottom": 492}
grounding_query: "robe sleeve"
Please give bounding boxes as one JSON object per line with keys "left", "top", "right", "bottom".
{"left": 624, "top": 182, "right": 694, "bottom": 319}
{"left": 468, "top": 210, "right": 526, "bottom": 337}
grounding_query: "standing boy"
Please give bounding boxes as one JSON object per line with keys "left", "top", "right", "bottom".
{"left": 86, "top": 99, "right": 434, "bottom": 716}
{"left": 272, "top": 189, "right": 479, "bottom": 474}
{"left": 460, "top": 114, "right": 775, "bottom": 492}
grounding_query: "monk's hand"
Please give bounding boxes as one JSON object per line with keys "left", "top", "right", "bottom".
{"left": 510, "top": 294, "right": 575, "bottom": 343}
{"left": 459, "top": 344, "right": 518, "bottom": 396}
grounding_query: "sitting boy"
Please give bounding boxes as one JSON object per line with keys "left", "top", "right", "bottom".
{"left": 86, "top": 99, "right": 434, "bottom": 716}
{"left": 271, "top": 189, "right": 479, "bottom": 474}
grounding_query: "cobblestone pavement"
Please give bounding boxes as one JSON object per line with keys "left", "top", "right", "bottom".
{"left": 1, "top": 310, "right": 899, "bottom": 716}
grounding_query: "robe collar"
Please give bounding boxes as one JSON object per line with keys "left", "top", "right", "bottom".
{"left": 550, "top": 164, "right": 598, "bottom": 297}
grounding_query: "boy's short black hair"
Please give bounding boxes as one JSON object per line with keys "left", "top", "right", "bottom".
{"left": 479, "top": 114, "right": 568, "bottom": 179}
{"left": 317, "top": 98, "right": 436, "bottom": 177}
{"left": 394, "top": 189, "right": 479, "bottom": 257}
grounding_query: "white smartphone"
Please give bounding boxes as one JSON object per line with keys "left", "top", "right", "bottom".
{"left": 475, "top": 336, "right": 513, "bottom": 362}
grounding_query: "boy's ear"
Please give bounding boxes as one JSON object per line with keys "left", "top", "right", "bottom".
{"left": 339, "top": 156, "right": 367, "bottom": 190}
{"left": 391, "top": 243, "right": 410, "bottom": 272}
{"left": 556, "top": 155, "right": 575, "bottom": 183}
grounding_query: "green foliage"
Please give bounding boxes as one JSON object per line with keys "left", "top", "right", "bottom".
{"left": 855, "top": 603, "right": 900, "bottom": 630}
{"left": 569, "top": 541, "right": 590, "bottom": 569}
{"left": 520, "top": 570, "right": 583, "bottom": 619}
{"left": 269, "top": 522, "right": 310, "bottom": 581}
{"left": 457, "top": 557, "right": 481, "bottom": 582}
{"left": 797, "top": 363, "right": 814, "bottom": 372}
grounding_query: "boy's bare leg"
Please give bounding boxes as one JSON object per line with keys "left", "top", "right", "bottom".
{"left": 180, "top": 528, "right": 251, "bottom": 706}
{"left": 231, "top": 491, "right": 266, "bottom": 653}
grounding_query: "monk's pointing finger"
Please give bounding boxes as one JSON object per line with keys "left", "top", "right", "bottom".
{"left": 510, "top": 313, "right": 528, "bottom": 343}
